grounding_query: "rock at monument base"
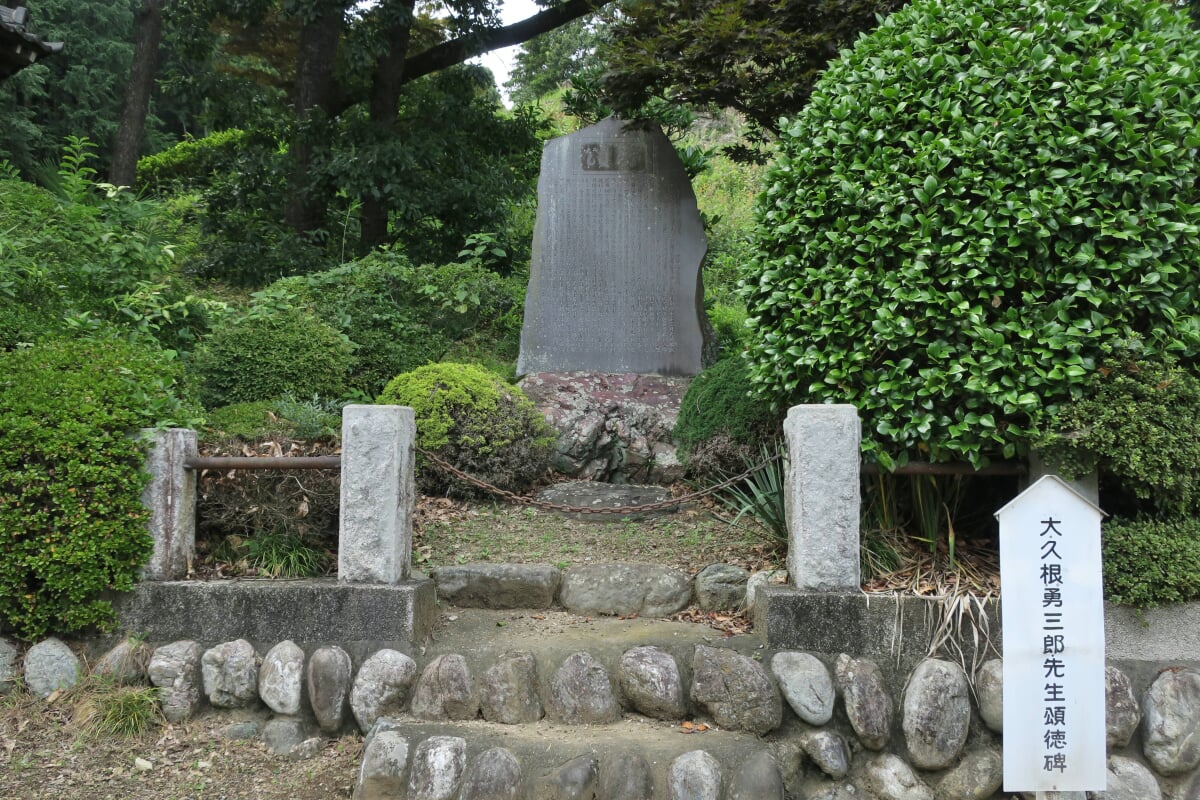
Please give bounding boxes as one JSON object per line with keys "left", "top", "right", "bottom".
{"left": 201, "top": 639, "right": 259, "bottom": 708}
{"left": 520, "top": 372, "right": 690, "bottom": 484}
{"left": 835, "top": 654, "right": 893, "bottom": 751}
{"left": 434, "top": 563, "right": 561, "bottom": 608}
{"left": 407, "top": 736, "right": 467, "bottom": 800}
{"left": 771, "top": 651, "right": 835, "bottom": 725}
{"left": 411, "top": 653, "right": 479, "bottom": 721}
{"left": 93, "top": 638, "right": 152, "bottom": 685}
{"left": 459, "top": 747, "right": 523, "bottom": 800}
{"left": 355, "top": 730, "right": 410, "bottom": 800}
{"left": 598, "top": 751, "right": 655, "bottom": 800}
{"left": 933, "top": 748, "right": 1002, "bottom": 800}
{"left": 617, "top": 645, "right": 686, "bottom": 720}
{"left": 668, "top": 749, "right": 723, "bottom": 800}
{"left": 1142, "top": 667, "right": 1200, "bottom": 775}
{"left": 695, "top": 564, "right": 750, "bottom": 611}
{"left": 901, "top": 658, "right": 970, "bottom": 770}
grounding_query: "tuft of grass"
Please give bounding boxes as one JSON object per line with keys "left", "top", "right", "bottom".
{"left": 244, "top": 531, "right": 327, "bottom": 578}
{"left": 72, "top": 679, "right": 163, "bottom": 738}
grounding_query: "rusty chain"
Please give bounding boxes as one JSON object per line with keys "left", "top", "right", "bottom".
{"left": 415, "top": 446, "right": 784, "bottom": 516}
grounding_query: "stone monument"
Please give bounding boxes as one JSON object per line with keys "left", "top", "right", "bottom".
{"left": 517, "top": 118, "right": 708, "bottom": 484}
{"left": 518, "top": 116, "right": 707, "bottom": 376}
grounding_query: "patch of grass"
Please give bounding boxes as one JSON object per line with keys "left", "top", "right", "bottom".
{"left": 71, "top": 679, "right": 163, "bottom": 739}
{"left": 414, "top": 496, "right": 781, "bottom": 573}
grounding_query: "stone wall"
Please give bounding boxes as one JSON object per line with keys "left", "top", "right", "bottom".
{"left": 8, "top": 622, "right": 1199, "bottom": 799}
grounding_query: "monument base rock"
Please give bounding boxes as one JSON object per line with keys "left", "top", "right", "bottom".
{"left": 519, "top": 372, "right": 689, "bottom": 484}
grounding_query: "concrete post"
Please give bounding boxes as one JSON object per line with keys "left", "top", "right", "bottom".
{"left": 140, "top": 428, "right": 197, "bottom": 580}
{"left": 784, "top": 405, "right": 861, "bottom": 591}
{"left": 339, "top": 405, "right": 415, "bottom": 584}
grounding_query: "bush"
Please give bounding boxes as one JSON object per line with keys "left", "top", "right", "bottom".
{"left": 203, "top": 398, "right": 341, "bottom": 442}
{"left": 742, "top": 0, "right": 1200, "bottom": 469}
{"left": 135, "top": 129, "right": 250, "bottom": 196}
{"left": 675, "top": 357, "right": 782, "bottom": 477}
{"left": 378, "top": 363, "right": 555, "bottom": 497}
{"left": 1103, "top": 517, "right": 1200, "bottom": 608}
{"left": 706, "top": 302, "right": 750, "bottom": 358}
{"left": 192, "top": 309, "right": 353, "bottom": 408}
{"left": 264, "top": 245, "right": 524, "bottom": 396}
{"left": 0, "top": 336, "right": 198, "bottom": 640}
{"left": 1037, "top": 351, "right": 1200, "bottom": 518}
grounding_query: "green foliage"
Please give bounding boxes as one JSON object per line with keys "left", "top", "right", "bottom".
{"left": 507, "top": 14, "right": 604, "bottom": 104}
{"left": 0, "top": 146, "right": 207, "bottom": 349}
{"left": 1103, "top": 517, "right": 1200, "bottom": 608}
{"left": 601, "top": 0, "right": 904, "bottom": 156}
{"left": 378, "top": 363, "right": 555, "bottom": 497}
{"left": 203, "top": 397, "right": 341, "bottom": 442}
{"left": 0, "top": 0, "right": 136, "bottom": 177}
{"left": 706, "top": 303, "right": 750, "bottom": 357}
{"left": 135, "top": 129, "right": 250, "bottom": 196}
{"left": 714, "top": 442, "right": 787, "bottom": 542}
{"left": 0, "top": 336, "right": 197, "bottom": 640}
{"left": 743, "top": 0, "right": 1200, "bottom": 469}
{"left": 1037, "top": 352, "right": 1200, "bottom": 517}
{"left": 263, "top": 244, "right": 523, "bottom": 396}
{"left": 675, "top": 357, "right": 782, "bottom": 477}
{"left": 191, "top": 309, "right": 353, "bottom": 408}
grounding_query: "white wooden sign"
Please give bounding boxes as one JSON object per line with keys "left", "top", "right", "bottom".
{"left": 995, "top": 475, "right": 1106, "bottom": 794}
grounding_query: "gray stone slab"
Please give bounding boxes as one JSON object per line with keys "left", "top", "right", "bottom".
{"left": 518, "top": 117, "right": 707, "bottom": 376}
{"left": 783, "top": 405, "right": 861, "bottom": 590}
{"left": 109, "top": 578, "right": 435, "bottom": 660}
{"left": 339, "top": 405, "right": 415, "bottom": 584}
{"left": 534, "top": 481, "right": 677, "bottom": 521}
{"left": 433, "top": 563, "right": 561, "bottom": 609}
{"left": 757, "top": 589, "right": 1003, "bottom": 683}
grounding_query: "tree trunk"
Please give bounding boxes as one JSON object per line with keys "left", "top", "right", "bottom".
{"left": 284, "top": 5, "right": 345, "bottom": 236}
{"left": 110, "top": 0, "right": 165, "bottom": 187}
{"left": 359, "top": 11, "right": 415, "bottom": 252}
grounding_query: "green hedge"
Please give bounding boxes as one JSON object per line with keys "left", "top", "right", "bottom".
{"left": 1104, "top": 517, "right": 1200, "bottom": 608}
{"left": 0, "top": 336, "right": 198, "bottom": 639}
{"left": 192, "top": 309, "right": 353, "bottom": 408}
{"left": 1038, "top": 352, "right": 1200, "bottom": 517}
{"left": 742, "top": 0, "right": 1200, "bottom": 468}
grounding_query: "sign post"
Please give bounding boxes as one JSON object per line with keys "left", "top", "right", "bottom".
{"left": 995, "top": 475, "right": 1106, "bottom": 795}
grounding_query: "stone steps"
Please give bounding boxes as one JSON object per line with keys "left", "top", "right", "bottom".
{"left": 354, "top": 718, "right": 780, "bottom": 800}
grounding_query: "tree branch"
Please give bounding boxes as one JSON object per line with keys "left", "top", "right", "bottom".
{"left": 400, "top": 0, "right": 614, "bottom": 85}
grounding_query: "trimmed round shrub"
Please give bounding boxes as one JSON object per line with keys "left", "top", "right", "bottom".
{"left": 0, "top": 336, "right": 198, "bottom": 640}
{"left": 675, "top": 356, "right": 782, "bottom": 477}
{"left": 1103, "top": 517, "right": 1200, "bottom": 608}
{"left": 192, "top": 309, "right": 353, "bottom": 408}
{"left": 1038, "top": 351, "right": 1200, "bottom": 518}
{"left": 742, "top": 0, "right": 1200, "bottom": 468}
{"left": 378, "top": 363, "right": 555, "bottom": 497}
